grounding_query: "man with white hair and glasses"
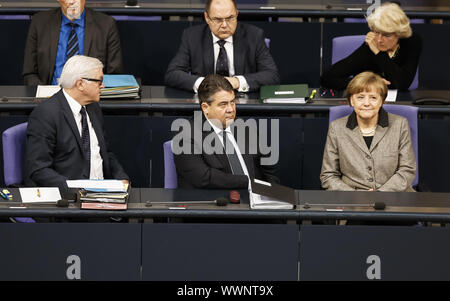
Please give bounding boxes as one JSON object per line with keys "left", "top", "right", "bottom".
{"left": 25, "top": 55, "right": 129, "bottom": 193}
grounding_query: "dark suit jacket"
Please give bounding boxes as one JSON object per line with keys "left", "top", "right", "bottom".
{"left": 173, "top": 115, "right": 279, "bottom": 189}
{"left": 165, "top": 23, "right": 280, "bottom": 92}
{"left": 24, "top": 90, "right": 129, "bottom": 190}
{"left": 23, "top": 7, "right": 124, "bottom": 85}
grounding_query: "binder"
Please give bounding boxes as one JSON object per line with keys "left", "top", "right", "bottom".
{"left": 249, "top": 179, "right": 296, "bottom": 209}
{"left": 100, "top": 74, "right": 140, "bottom": 99}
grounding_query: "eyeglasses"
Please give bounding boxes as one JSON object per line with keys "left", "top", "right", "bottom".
{"left": 208, "top": 14, "right": 237, "bottom": 25}
{"left": 82, "top": 77, "right": 103, "bottom": 85}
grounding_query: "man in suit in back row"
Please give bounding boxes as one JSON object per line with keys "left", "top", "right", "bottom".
{"left": 23, "top": 0, "right": 123, "bottom": 85}
{"left": 165, "top": 0, "right": 280, "bottom": 93}
{"left": 24, "top": 55, "right": 129, "bottom": 193}
{"left": 173, "top": 74, "right": 279, "bottom": 189}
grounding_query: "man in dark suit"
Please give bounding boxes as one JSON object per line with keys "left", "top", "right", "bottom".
{"left": 23, "top": 0, "right": 123, "bottom": 85}
{"left": 24, "top": 55, "right": 129, "bottom": 192}
{"left": 173, "top": 74, "right": 279, "bottom": 189}
{"left": 165, "top": 0, "right": 280, "bottom": 93}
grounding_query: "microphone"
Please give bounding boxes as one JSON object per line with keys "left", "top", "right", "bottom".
{"left": 56, "top": 199, "right": 69, "bottom": 207}
{"left": 146, "top": 197, "right": 229, "bottom": 207}
{"left": 125, "top": 0, "right": 138, "bottom": 6}
{"left": 303, "top": 202, "right": 386, "bottom": 210}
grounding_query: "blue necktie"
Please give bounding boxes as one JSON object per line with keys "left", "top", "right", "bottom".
{"left": 66, "top": 22, "right": 79, "bottom": 59}
{"left": 80, "top": 107, "right": 90, "bottom": 177}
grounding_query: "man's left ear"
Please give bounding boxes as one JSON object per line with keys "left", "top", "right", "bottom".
{"left": 201, "top": 102, "right": 209, "bottom": 116}
{"left": 76, "top": 78, "right": 85, "bottom": 91}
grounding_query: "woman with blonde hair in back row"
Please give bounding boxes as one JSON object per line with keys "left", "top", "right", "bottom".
{"left": 321, "top": 2, "right": 422, "bottom": 91}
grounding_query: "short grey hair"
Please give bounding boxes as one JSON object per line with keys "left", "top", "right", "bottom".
{"left": 58, "top": 55, "right": 104, "bottom": 88}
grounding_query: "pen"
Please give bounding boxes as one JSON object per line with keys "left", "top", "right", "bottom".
{"left": 37, "top": 189, "right": 41, "bottom": 198}
{"left": 309, "top": 89, "right": 317, "bottom": 100}
{"left": 0, "top": 190, "right": 8, "bottom": 200}
{"left": 1, "top": 189, "right": 12, "bottom": 200}
{"left": 330, "top": 89, "right": 335, "bottom": 97}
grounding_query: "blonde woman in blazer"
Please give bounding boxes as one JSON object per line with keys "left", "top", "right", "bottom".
{"left": 320, "top": 71, "right": 416, "bottom": 192}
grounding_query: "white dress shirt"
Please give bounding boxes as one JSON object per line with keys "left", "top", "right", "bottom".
{"left": 193, "top": 33, "right": 250, "bottom": 93}
{"left": 206, "top": 118, "right": 251, "bottom": 190}
{"left": 63, "top": 89, "right": 104, "bottom": 179}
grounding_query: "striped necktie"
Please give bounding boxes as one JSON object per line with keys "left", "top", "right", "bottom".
{"left": 66, "top": 22, "right": 79, "bottom": 59}
{"left": 80, "top": 107, "right": 90, "bottom": 177}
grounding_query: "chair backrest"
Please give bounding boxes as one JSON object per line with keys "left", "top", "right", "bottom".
{"left": 328, "top": 105, "right": 419, "bottom": 187}
{"left": 2, "top": 122, "right": 28, "bottom": 186}
{"left": 331, "top": 35, "right": 419, "bottom": 90}
{"left": 163, "top": 140, "right": 177, "bottom": 189}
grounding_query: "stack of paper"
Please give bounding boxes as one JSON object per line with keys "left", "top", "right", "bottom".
{"left": 66, "top": 180, "right": 129, "bottom": 210}
{"left": 249, "top": 192, "right": 295, "bottom": 210}
{"left": 100, "top": 74, "right": 140, "bottom": 99}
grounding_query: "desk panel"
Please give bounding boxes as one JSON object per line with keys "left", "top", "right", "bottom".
{"left": 142, "top": 223, "right": 299, "bottom": 281}
{"left": 300, "top": 225, "right": 450, "bottom": 281}
{"left": 0, "top": 223, "right": 141, "bottom": 280}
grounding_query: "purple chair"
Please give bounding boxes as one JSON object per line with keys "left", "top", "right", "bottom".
{"left": 2, "top": 122, "right": 35, "bottom": 223}
{"left": 343, "top": 18, "right": 424, "bottom": 24}
{"left": 328, "top": 104, "right": 419, "bottom": 188}
{"left": 3, "top": 122, "right": 28, "bottom": 186}
{"left": 163, "top": 140, "right": 177, "bottom": 188}
{"left": 331, "top": 35, "right": 419, "bottom": 90}
{"left": 111, "top": 15, "right": 162, "bottom": 21}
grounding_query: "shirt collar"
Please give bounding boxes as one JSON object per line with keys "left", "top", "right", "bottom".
{"left": 206, "top": 117, "right": 232, "bottom": 136}
{"left": 346, "top": 106, "right": 389, "bottom": 130}
{"left": 63, "top": 88, "right": 83, "bottom": 116}
{"left": 61, "top": 9, "right": 85, "bottom": 28}
{"left": 211, "top": 33, "right": 233, "bottom": 45}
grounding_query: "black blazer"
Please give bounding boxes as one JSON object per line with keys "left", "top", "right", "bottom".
{"left": 23, "top": 7, "right": 124, "bottom": 85}
{"left": 24, "top": 90, "right": 129, "bottom": 190}
{"left": 173, "top": 116, "right": 279, "bottom": 189}
{"left": 165, "top": 23, "right": 280, "bottom": 92}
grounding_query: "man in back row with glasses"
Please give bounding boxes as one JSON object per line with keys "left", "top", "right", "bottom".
{"left": 165, "top": 0, "right": 280, "bottom": 93}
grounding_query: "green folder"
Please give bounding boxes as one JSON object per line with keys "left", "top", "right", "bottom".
{"left": 260, "top": 84, "right": 309, "bottom": 103}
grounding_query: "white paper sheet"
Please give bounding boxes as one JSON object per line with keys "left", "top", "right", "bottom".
{"left": 385, "top": 89, "right": 398, "bottom": 102}
{"left": 19, "top": 187, "right": 61, "bottom": 203}
{"left": 35, "top": 85, "right": 61, "bottom": 98}
{"left": 66, "top": 179, "right": 126, "bottom": 192}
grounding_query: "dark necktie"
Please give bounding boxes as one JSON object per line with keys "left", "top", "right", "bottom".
{"left": 222, "top": 130, "right": 245, "bottom": 175}
{"left": 216, "top": 40, "right": 229, "bottom": 77}
{"left": 66, "top": 22, "right": 79, "bottom": 59}
{"left": 80, "top": 107, "right": 90, "bottom": 177}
